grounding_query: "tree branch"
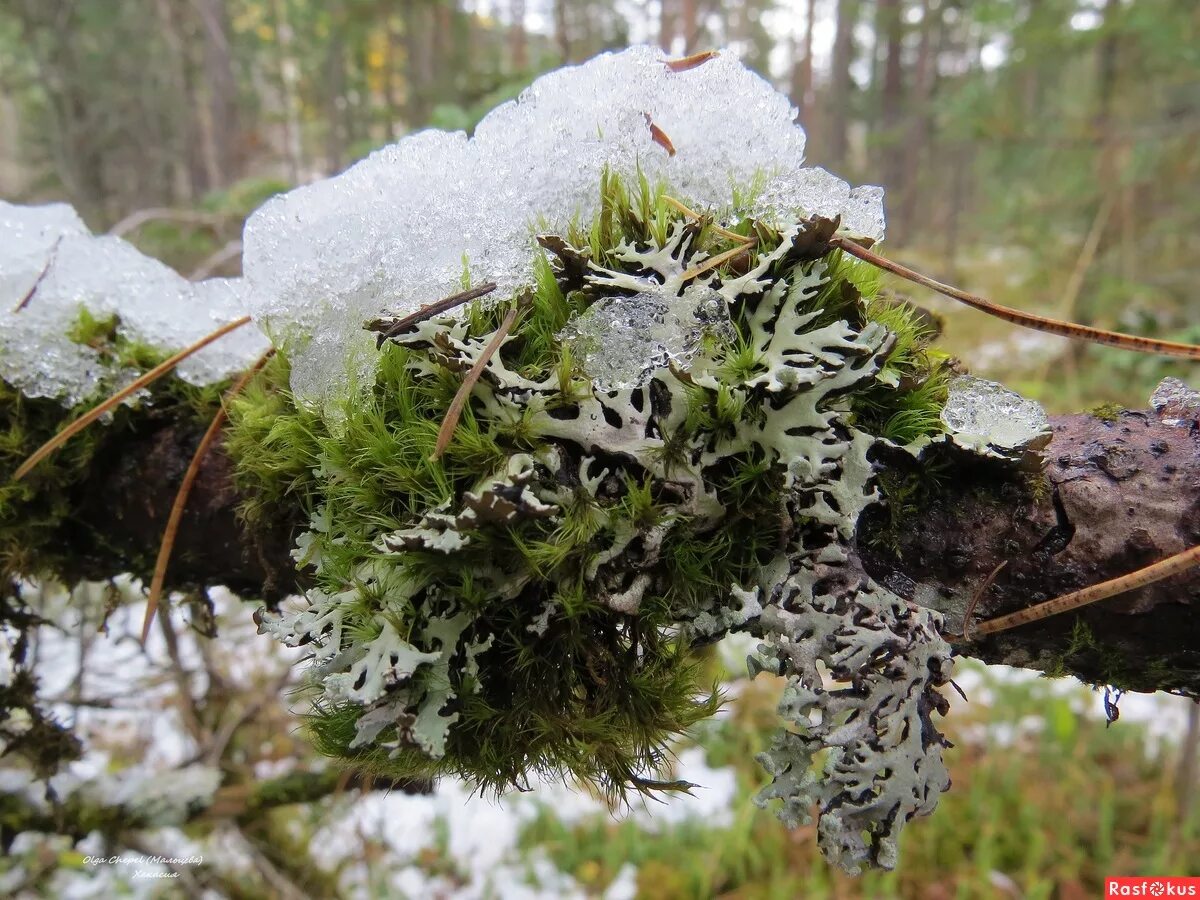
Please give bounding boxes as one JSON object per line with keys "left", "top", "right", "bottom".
{"left": 860, "top": 407, "right": 1200, "bottom": 696}
{"left": 0, "top": 767, "right": 429, "bottom": 847}
{"left": 17, "top": 397, "right": 1200, "bottom": 696}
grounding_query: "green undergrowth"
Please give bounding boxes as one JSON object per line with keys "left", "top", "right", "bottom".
{"left": 224, "top": 169, "right": 956, "bottom": 801}
{"left": 0, "top": 314, "right": 224, "bottom": 587}
{"left": 514, "top": 662, "right": 1198, "bottom": 899}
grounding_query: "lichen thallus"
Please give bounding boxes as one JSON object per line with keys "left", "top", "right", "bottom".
{"left": 9, "top": 205, "right": 1200, "bottom": 647}
{"left": 662, "top": 193, "right": 1200, "bottom": 641}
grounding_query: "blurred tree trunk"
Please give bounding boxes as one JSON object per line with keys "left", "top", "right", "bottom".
{"left": 152, "top": 0, "right": 208, "bottom": 201}
{"left": 402, "top": 0, "right": 437, "bottom": 128}
{"left": 554, "top": 0, "right": 572, "bottom": 61}
{"left": 510, "top": 0, "right": 528, "bottom": 72}
{"left": 877, "top": 0, "right": 905, "bottom": 192}
{"left": 383, "top": 5, "right": 402, "bottom": 137}
{"left": 660, "top": 0, "right": 676, "bottom": 52}
{"left": 897, "top": 0, "right": 938, "bottom": 240}
{"left": 827, "top": 0, "right": 860, "bottom": 165}
{"left": 270, "top": 0, "right": 304, "bottom": 183}
{"left": 192, "top": 0, "right": 239, "bottom": 189}
{"left": 680, "top": 0, "right": 699, "bottom": 53}
{"left": 324, "top": 3, "right": 348, "bottom": 173}
{"left": 14, "top": 1, "right": 106, "bottom": 217}
{"left": 791, "top": 0, "right": 817, "bottom": 139}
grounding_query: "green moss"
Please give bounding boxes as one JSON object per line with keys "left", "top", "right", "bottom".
{"left": 224, "top": 170, "right": 960, "bottom": 805}
{"left": 1088, "top": 402, "right": 1126, "bottom": 423}
{"left": 0, "top": 363, "right": 222, "bottom": 587}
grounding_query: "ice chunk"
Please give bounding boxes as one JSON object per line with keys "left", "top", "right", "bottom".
{"left": 175, "top": 277, "right": 274, "bottom": 387}
{"left": 243, "top": 46, "right": 887, "bottom": 408}
{"left": 940, "top": 375, "right": 1051, "bottom": 464}
{"left": 1149, "top": 376, "right": 1200, "bottom": 427}
{"left": 0, "top": 201, "right": 268, "bottom": 406}
{"left": 559, "top": 284, "right": 731, "bottom": 391}
{"left": 751, "top": 169, "right": 886, "bottom": 243}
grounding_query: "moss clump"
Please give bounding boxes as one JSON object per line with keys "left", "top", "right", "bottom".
{"left": 1088, "top": 401, "right": 1126, "bottom": 423}
{"left": 0, "top": 334, "right": 222, "bottom": 587}
{"left": 227, "top": 171, "right": 954, "bottom": 806}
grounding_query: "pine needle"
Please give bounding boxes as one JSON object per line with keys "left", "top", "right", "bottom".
{"left": 665, "top": 50, "right": 720, "bottom": 73}
{"left": 831, "top": 238, "right": 1200, "bottom": 360}
{"left": 681, "top": 240, "right": 758, "bottom": 282}
{"left": 432, "top": 305, "right": 520, "bottom": 461}
{"left": 662, "top": 195, "right": 755, "bottom": 244}
{"left": 142, "top": 349, "right": 275, "bottom": 642}
{"left": 13, "top": 315, "right": 253, "bottom": 482}
{"left": 958, "top": 560, "right": 1008, "bottom": 642}
{"left": 12, "top": 237, "right": 60, "bottom": 313}
{"left": 962, "top": 542, "right": 1200, "bottom": 639}
{"left": 644, "top": 114, "right": 676, "bottom": 156}
{"left": 367, "top": 282, "right": 497, "bottom": 346}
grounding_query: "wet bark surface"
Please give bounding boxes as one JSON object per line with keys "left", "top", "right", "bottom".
{"left": 861, "top": 408, "right": 1200, "bottom": 697}
{"left": 50, "top": 406, "right": 1200, "bottom": 696}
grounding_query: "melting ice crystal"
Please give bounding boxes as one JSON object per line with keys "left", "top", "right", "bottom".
{"left": 940, "top": 375, "right": 1051, "bottom": 463}
{"left": 0, "top": 201, "right": 268, "bottom": 407}
{"left": 559, "top": 284, "right": 731, "bottom": 392}
{"left": 2, "top": 47, "right": 888, "bottom": 409}
{"left": 242, "top": 46, "right": 887, "bottom": 407}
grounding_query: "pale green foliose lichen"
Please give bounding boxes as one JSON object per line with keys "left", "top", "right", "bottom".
{"left": 241, "top": 181, "right": 998, "bottom": 873}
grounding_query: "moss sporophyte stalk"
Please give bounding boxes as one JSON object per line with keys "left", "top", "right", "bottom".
{"left": 222, "top": 172, "right": 997, "bottom": 874}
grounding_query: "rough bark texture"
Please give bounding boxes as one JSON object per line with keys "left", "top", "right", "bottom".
{"left": 862, "top": 408, "right": 1200, "bottom": 697}
{"left": 68, "top": 419, "right": 297, "bottom": 602}
{"left": 66, "top": 406, "right": 1200, "bottom": 697}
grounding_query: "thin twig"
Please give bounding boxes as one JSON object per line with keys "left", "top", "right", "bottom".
{"left": 958, "top": 560, "right": 1008, "bottom": 642}
{"left": 432, "top": 305, "right": 520, "bottom": 461}
{"left": 13, "top": 237, "right": 61, "bottom": 312}
{"left": 963, "top": 542, "right": 1200, "bottom": 639}
{"left": 662, "top": 195, "right": 755, "bottom": 244}
{"left": 12, "top": 316, "right": 252, "bottom": 482}
{"left": 142, "top": 350, "right": 275, "bottom": 642}
{"left": 368, "top": 282, "right": 497, "bottom": 344}
{"left": 188, "top": 239, "right": 243, "bottom": 280}
{"left": 108, "top": 207, "right": 228, "bottom": 237}
{"left": 680, "top": 239, "right": 758, "bottom": 282}
{"left": 830, "top": 237, "right": 1200, "bottom": 360}
{"left": 156, "top": 608, "right": 208, "bottom": 747}
{"left": 203, "top": 668, "right": 291, "bottom": 767}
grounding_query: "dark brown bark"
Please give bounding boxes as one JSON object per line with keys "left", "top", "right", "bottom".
{"left": 43, "top": 402, "right": 1200, "bottom": 698}
{"left": 68, "top": 420, "right": 298, "bottom": 603}
{"left": 861, "top": 408, "right": 1200, "bottom": 697}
